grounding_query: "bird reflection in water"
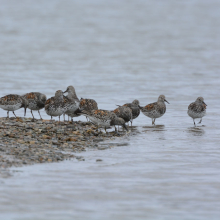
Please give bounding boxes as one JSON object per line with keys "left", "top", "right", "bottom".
{"left": 187, "top": 127, "right": 205, "bottom": 137}
{"left": 142, "top": 124, "right": 165, "bottom": 132}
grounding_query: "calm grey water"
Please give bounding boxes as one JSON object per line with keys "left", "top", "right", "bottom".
{"left": 0, "top": 0, "right": 220, "bottom": 219}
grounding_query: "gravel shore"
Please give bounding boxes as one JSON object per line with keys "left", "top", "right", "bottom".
{"left": 0, "top": 117, "right": 126, "bottom": 168}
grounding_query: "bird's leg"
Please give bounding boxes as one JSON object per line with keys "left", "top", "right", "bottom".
{"left": 31, "top": 110, "right": 35, "bottom": 120}
{"left": 193, "top": 119, "right": 196, "bottom": 127}
{"left": 198, "top": 118, "right": 202, "bottom": 124}
{"left": 13, "top": 111, "right": 17, "bottom": 118}
{"left": 63, "top": 114, "right": 65, "bottom": 121}
{"left": 131, "top": 121, "right": 132, "bottom": 127}
{"left": 114, "top": 126, "right": 119, "bottom": 134}
{"left": 68, "top": 116, "right": 69, "bottom": 122}
{"left": 38, "top": 110, "right": 42, "bottom": 120}
{"left": 51, "top": 116, "right": 53, "bottom": 121}
{"left": 59, "top": 115, "right": 61, "bottom": 123}
{"left": 7, "top": 111, "right": 9, "bottom": 118}
{"left": 152, "top": 119, "right": 154, "bottom": 125}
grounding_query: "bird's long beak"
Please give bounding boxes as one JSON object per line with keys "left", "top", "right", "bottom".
{"left": 63, "top": 90, "right": 67, "bottom": 93}
{"left": 203, "top": 101, "right": 207, "bottom": 106}
{"left": 24, "top": 108, "right": 27, "bottom": 116}
{"left": 165, "top": 99, "right": 170, "bottom": 104}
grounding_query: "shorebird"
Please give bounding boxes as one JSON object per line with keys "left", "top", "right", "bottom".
{"left": 22, "top": 92, "right": 47, "bottom": 120}
{"left": 139, "top": 95, "right": 169, "bottom": 125}
{"left": 80, "top": 98, "right": 98, "bottom": 111}
{"left": 121, "top": 99, "right": 140, "bottom": 126}
{"left": 187, "top": 97, "right": 207, "bottom": 126}
{"left": 81, "top": 109, "right": 128, "bottom": 132}
{"left": 79, "top": 98, "right": 98, "bottom": 121}
{"left": 113, "top": 106, "right": 132, "bottom": 125}
{"left": 45, "top": 90, "right": 66, "bottom": 122}
{"left": 63, "top": 86, "right": 80, "bottom": 121}
{"left": 0, "top": 94, "right": 28, "bottom": 118}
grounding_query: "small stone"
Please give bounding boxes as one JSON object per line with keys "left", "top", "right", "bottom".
{"left": 93, "top": 138, "right": 104, "bottom": 142}
{"left": 42, "top": 135, "right": 51, "bottom": 139}
{"left": 57, "top": 129, "right": 64, "bottom": 133}
{"left": 96, "top": 159, "right": 102, "bottom": 162}
{"left": 65, "top": 137, "right": 77, "bottom": 142}
{"left": 72, "top": 131, "right": 80, "bottom": 135}
{"left": 97, "top": 145, "right": 109, "bottom": 150}
{"left": 17, "top": 139, "right": 25, "bottom": 144}
{"left": 78, "top": 158, "right": 85, "bottom": 161}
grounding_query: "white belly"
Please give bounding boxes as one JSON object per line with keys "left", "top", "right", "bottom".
{"left": 28, "top": 102, "right": 39, "bottom": 110}
{"left": 45, "top": 107, "right": 65, "bottom": 117}
{"left": 65, "top": 102, "right": 79, "bottom": 115}
{"left": 188, "top": 109, "right": 206, "bottom": 119}
{"left": 88, "top": 116, "right": 111, "bottom": 127}
{"left": 142, "top": 110, "right": 164, "bottom": 119}
{"left": 0, "top": 103, "right": 22, "bottom": 111}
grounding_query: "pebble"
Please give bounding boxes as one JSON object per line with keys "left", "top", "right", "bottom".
{"left": 0, "top": 117, "right": 126, "bottom": 168}
{"left": 97, "top": 145, "right": 109, "bottom": 150}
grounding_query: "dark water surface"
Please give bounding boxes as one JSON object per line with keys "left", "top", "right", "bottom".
{"left": 0, "top": 0, "right": 220, "bottom": 219}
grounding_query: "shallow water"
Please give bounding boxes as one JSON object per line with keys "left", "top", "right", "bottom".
{"left": 0, "top": 0, "right": 220, "bottom": 219}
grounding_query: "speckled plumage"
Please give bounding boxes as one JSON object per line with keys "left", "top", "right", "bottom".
{"left": 45, "top": 90, "right": 66, "bottom": 121}
{"left": 139, "top": 95, "right": 169, "bottom": 125}
{"left": 122, "top": 99, "right": 140, "bottom": 125}
{"left": 81, "top": 109, "right": 128, "bottom": 132}
{"left": 0, "top": 94, "right": 28, "bottom": 118}
{"left": 63, "top": 86, "right": 80, "bottom": 119}
{"left": 113, "top": 106, "right": 132, "bottom": 124}
{"left": 22, "top": 92, "right": 47, "bottom": 119}
{"left": 80, "top": 98, "right": 98, "bottom": 112}
{"left": 79, "top": 98, "right": 98, "bottom": 122}
{"left": 188, "top": 97, "right": 207, "bottom": 126}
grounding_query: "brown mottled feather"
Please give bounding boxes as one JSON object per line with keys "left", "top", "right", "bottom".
{"left": 0, "top": 95, "right": 22, "bottom": 104}
{"left": 143, "top": 102, "right": 157, "bottom": 111}
{"left": 188, "top": 102, "right": 206, "bottom": 113}
{"left": 80, "top": 98, "right": 98, "bottom": 112}
{"left": 113, "top": 106, "right": 132, "bottom": 123}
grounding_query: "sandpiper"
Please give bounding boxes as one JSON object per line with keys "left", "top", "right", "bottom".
{"left": 113, "top": 106, "right": 132, "bottom": 125}
{"left": 45, "top": 90, "right": 66, "bottom": 122}
{"left": 79, "top": 98, "right": 98, "bottom": 121}
{"left": 22, "top": 92, "right": 47, "bottom": 120}
{"left": 187, "top": 97, "right": 207, "bottom": 126}
{"left": 63, "top": 86, "right": 80, "bottom": 121}
{"left": 81, "top": 109, "right": 128, "bottom": 132}
{"left": 121, "top": 99, "right": 140, "bottom": 126}
{"left": 80, "top": 98, "right": 98, "bottom": 111}
{"left": 0, "top": 94, "right": 28, "bottom": 118}
{"left": 139, "top": 95, "right": 169, "bottom": 125}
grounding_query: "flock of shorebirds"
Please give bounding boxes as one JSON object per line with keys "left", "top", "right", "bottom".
{"left": 0, "top": 85, "right": 207, "bottom": 131}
